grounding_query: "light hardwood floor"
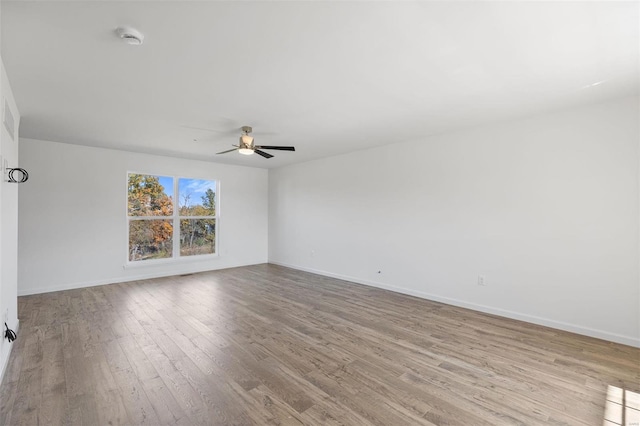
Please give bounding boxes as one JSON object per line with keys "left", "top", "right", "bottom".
{"left": 0, "top": 264, "right": 638, "bottom": 425}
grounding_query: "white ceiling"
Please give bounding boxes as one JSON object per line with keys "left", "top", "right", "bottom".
{"left": 2, "top": 1, "right": 638, "bottom": 169}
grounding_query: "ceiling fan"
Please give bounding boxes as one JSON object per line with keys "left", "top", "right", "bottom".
{"left": 216, "top": 126, "right": 295, "bottom": 159}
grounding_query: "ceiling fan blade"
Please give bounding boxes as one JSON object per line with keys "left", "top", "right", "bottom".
{"left": 182, "top": 125, "right": 238, "bottom": 139}
{"left": 255, "top": 145, "right": 295, "bottom": 151}
{"left": 181, "top": 125, "right": 224, "bottom": 132}
{"left": 254, "top": 149, "right": 274, "bottom": 159}
{"left": 216, "top": 147, "right": 239, "bottom": 155}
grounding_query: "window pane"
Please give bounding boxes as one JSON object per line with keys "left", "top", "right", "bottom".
{"left": 178, "top": 178, "right": 216, "bottom": 216}
{"left": 129, "top": 219, "right": 173, "bottom": 261}
{"left": 180, "top": 219, "right": 215, "bottom": 256}
{"left": 128, "top": 174, "right": 174, "bottom": 216}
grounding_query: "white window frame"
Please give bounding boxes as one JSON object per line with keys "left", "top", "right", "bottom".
{"left": 126, "top": 172, "right": 219, "bottom": 266}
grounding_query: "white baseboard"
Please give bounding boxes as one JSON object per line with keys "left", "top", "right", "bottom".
{"left": 17, "top": 262, "right": 264, "bottom": 296}
{"left": 270, "top": 260, "right": 640, "bottom": 348}
{"left": 0, "top": 319, "right": 19, "bottom": 386}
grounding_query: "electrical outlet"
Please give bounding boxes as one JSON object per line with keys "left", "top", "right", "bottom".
{"left": 477, "top": 275, "right": 486, "bottom": 286}
{"left": 310, "top": 250, "right": 315, "bottom": 257}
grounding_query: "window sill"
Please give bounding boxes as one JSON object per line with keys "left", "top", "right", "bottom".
{"left": 123, "top": 253, "right": 219, "bottom": 269}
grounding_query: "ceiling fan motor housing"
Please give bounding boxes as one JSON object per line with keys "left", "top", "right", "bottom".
{"left": 239, "top": 134, "right": 254, "bottom": 149}
{"left": 238, "top": 133, "right": 255, "bottom": 155}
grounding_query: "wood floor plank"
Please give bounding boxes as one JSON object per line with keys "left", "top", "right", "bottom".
{"left": 137, "top": 336, "right": 212, "bottom": 425}
{"left": 111, "top": 368, "right": 162, "bottom": 425}
{"left": 117, "top": 336, "right": 160, "bottom": 381}
{"left": 244, "top": 383, "right": 308, "bottom": 425}
{"left": 191, "top": 334, "right": 262, "bottom": 391}
{"left": 39, "top": 390, "right": 68, "bottom": 426}
{"left": 10, "top": 367, "right": 42, "bottom": 426}
{"left": 68, "top": 393, "right": 100, "bottom": 426}
{"left": 221, "top": 343, "right": 317, "bottom": 414}
{"left": 141, "top": 375, "right": 190, "bottom": 425}
{"left": 95, "top": 388, "right": 130, "bottom": 426}
{"left": 0, "top": 263, "right": 637, "bottom": 425}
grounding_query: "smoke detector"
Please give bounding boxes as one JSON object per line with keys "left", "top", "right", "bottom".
{"left": 115, "top": 26, "right": 144, "bottom": 45}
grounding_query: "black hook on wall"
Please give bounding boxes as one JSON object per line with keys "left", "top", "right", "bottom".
{"left": 6, "top": 167, "right": 28, "bottom": 183}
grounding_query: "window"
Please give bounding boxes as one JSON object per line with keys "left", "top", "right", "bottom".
{"left": 178, "top": 178, "right": 217, "bottom": 257}
{"left": 127, "top": 173, "right": 217, "bottom": 262}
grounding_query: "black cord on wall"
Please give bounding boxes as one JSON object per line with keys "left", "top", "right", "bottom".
{"left": 4, "top": 323, "right": 16, "bottom": 342}
{"left": 6, "top": 168, "right": 28, "bottom": 183}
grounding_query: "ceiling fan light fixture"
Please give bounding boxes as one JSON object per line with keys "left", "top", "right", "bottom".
{"left": 238, "top": 133, "right": 254, "bottom": 155}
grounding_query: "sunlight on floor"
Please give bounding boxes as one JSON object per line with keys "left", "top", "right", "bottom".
{"left": 604, "top": 385, "right": 640, "bottom": 425}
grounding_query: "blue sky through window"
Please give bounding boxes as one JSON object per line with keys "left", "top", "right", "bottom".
{"left": 158, "top": 176, "right": 174, "bottom": 198}
{"left": 178, "top": 178, "right": 216, "bottom": 207}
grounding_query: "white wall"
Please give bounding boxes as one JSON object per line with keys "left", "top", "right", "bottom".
{"left": 269, "top": 96, "right": 640, "bottom": 347}
{"left": 0, "top": 58, "right": 21, "bottom": 380}
{"left": 18, "top": 139, "right": 268, "bottom": 295}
